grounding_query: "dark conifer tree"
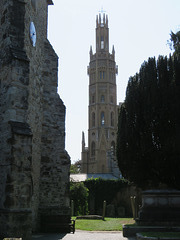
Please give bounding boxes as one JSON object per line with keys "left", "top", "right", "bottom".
{"left": 117, "top": 32, "right": 180, "bottom": 189}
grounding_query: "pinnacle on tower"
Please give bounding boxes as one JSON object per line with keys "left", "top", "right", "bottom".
{"left": 82, "top": 131, "right": 85, "bottom": 150}
{"left": 99, "top": 13, "right": 101, "bottom": 25}
{"left": 90, "top": 45, "right": 93, "bottom": 55}
{"left": 112, "top": 45, "right": 115, "bottom": 54}
{"left": 103, "top": 13, "right": 105, "bottom": 24}
{"left": 96, "top": 15, "right": 98, "bottom": 28}
{"left": 96, "top": 10, "right": 108, "bottom": 28}
{"left": 106, "top": 15, "right": 108, "bottom": 27}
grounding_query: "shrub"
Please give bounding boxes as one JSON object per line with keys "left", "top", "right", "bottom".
{"left": 70, "top": 181, "right": 89, "bottom": 216}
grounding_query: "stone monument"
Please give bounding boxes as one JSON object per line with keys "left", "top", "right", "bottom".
{"left": 123, "top": 190, "right": 180, "bottom": 237}
{"left": 137, "top": 189, "right": 180, "bottom": 226}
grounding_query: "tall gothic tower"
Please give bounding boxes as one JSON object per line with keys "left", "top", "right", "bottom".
{"left": 81, "top": 13, "right": 120, "bottom": 176}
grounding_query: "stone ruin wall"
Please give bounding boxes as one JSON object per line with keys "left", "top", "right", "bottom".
{"left": 39, "top": 40, "right": 70, "bottom": 219}
{"left": 0, "top": 0, "right": 70, "bottom": 239}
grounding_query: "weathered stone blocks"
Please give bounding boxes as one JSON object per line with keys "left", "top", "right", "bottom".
{"left": 0, "top": 0, "right": 70, "bottom": 239}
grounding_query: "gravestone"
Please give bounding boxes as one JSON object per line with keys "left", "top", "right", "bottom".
{"left": 106, "top": 204, "right": 115, "bottom": 217}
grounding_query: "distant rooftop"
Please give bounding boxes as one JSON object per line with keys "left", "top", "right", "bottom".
{"left": 70, "top": 173, "right": 120, "bottom": 182}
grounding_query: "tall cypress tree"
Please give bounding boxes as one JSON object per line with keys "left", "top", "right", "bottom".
{"left": 117, "top": 34, "right": 180, "bottom": 189}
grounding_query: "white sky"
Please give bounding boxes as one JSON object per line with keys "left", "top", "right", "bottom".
{"left": 48, "top": 0, "right": 180, "bottom": 163}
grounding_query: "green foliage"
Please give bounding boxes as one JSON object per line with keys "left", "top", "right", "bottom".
{"left": 70, "top": 160, "right": 82, "bottom": 174}
{"left": 70, "top": 164, "right": 79, "bottom": 174}
{"left": 70, "top": 181, "right": 89, "bottom": 215}
{"left": 168, "top": 31, "right": 180, "bottom": 57}
{"left": 117, "top": 53, "right": 180, "bottom": 190}
{"left": 84, "top": 178, "right": 130, "bottom": 213}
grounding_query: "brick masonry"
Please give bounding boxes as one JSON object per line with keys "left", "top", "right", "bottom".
{"left": 0, "top": 1, "right": 70, "bottom": 239}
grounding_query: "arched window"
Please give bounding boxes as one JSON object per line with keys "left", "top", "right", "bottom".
{"left": 101, "top": 112, "right": 105, "bottom": 126}
{"left": 111, "top": 112, "right": 114, "bottom": 127}
{"left": 91, "top": 141, "right": 95, "bottom": 156}
{"left": 101, "top": 95, "right": 105, "bottom": 103}
{"left": 97, "top": 37, "right": 99, "bottom": 49}
{"left": 92, "top": 112, "right": 95, "bottom": 127}
{"left": 100, "top": 71, "right": 102, "bottom": 79}
{"left": 111, "top": 141, "right": 116, "bottom": 155}
{"left": 103, "top": 71, "right": 105, "bottom": 79}
{"left": 92, "top": 95, "right": 95, "bottom": 104}
{"left": 100, "top": 71, "right": 105, "bottom": 80}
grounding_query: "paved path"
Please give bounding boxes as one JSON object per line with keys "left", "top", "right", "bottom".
{"left": 32, "top": 230, "right": 136, "bottom": 240}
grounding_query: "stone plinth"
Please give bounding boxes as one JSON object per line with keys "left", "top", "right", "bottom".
{"left": 137, "top": 190, "right": 180, "bottom": 226}
{"left": 0, "top": 209, "right": 32, "bottom": 240}
{"left": 40, "top": 206, "right": 71, "bottom": 233}
{"left": 123, "top": 225, "right": 180, "bottom": 238}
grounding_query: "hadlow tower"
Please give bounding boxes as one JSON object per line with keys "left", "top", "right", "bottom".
{"left": 81, "top": 13, "right": 121, "bottom": 178}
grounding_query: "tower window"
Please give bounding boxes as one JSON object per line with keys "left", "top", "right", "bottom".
{"left": 100, "top": 71, "right": 105, "bottom": 80}
{"left": 101, "top": 112, "right": 105, "bottom": 126}
{"left": 91, "top": 141, "right": 95, "bottom": 156}
{"left": 92, "top": 112, "right": 95, "bottom": 127}
{"left": 100, "top": 71, "right": 102, "bottom": 79}
{"left": 110, "top": 96, "right": 114, "bottom": 103}
{"left": 92, "top": 95, "right": 95, "bottom": 104}
{"left": 101, "top": 36, "right": 104, "bottom": 49}
{"left": 101, "top": 95, "right": 105, "bottom": 103}
{"left": 111, "top": 112, "right": 114, "bottom": 127}
{"left": 97, "top": 37, "right": 99, "bottom": 49}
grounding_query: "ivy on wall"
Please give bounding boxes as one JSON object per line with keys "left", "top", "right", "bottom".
{"left": 84, "top": 178, "right": 131, "bottom": 213}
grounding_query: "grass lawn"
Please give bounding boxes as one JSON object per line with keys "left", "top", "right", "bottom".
{"left": 72, "top": 217, "right": 135, "bottom": 231}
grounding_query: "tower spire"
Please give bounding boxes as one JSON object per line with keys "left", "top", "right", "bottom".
{"left": 96, "top": 10, "right": 109, "bottom": 52}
